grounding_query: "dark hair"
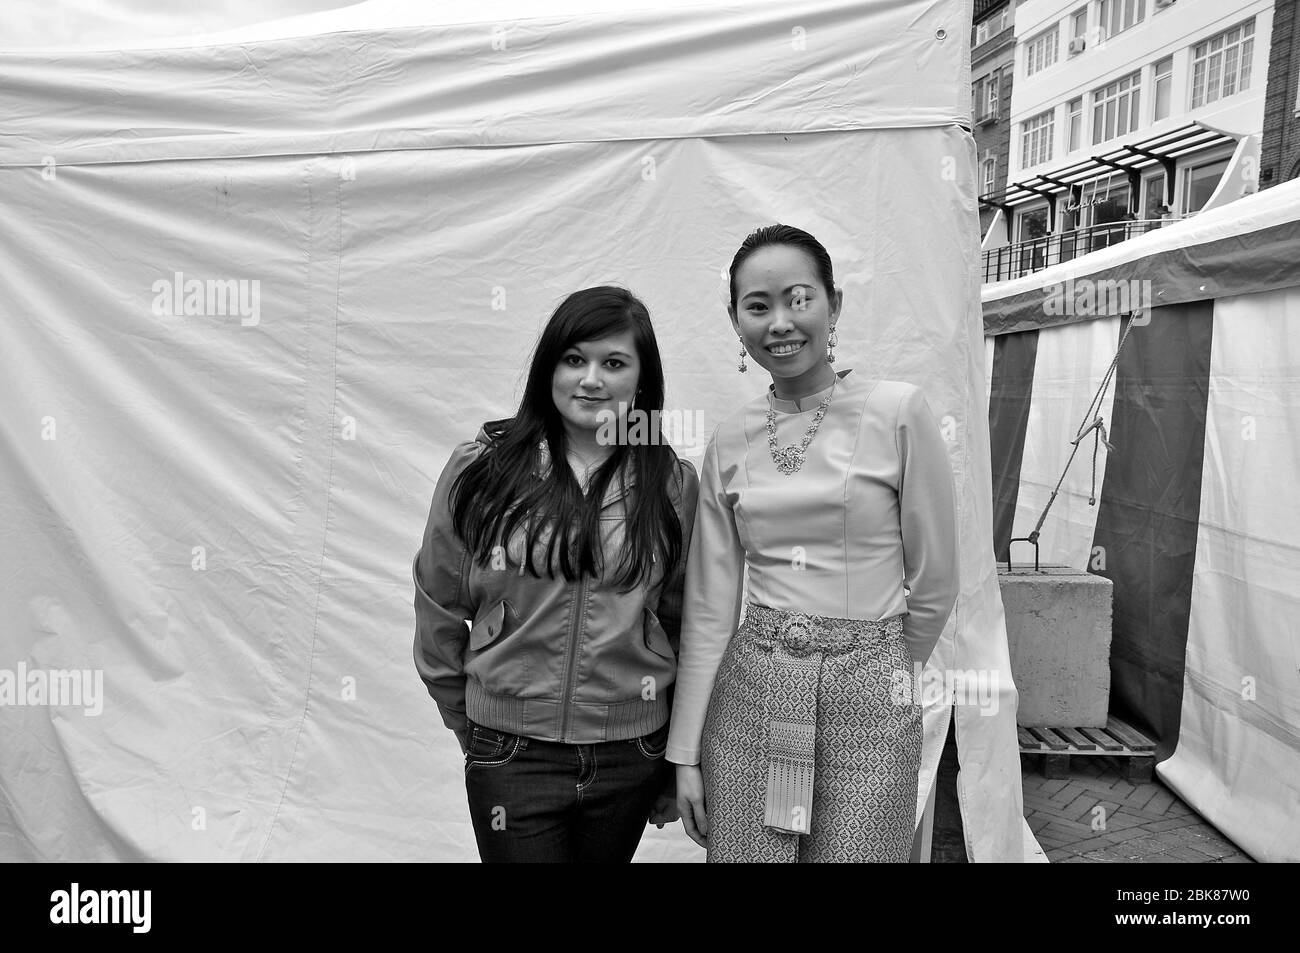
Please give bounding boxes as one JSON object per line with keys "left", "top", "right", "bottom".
{"left": 449, "top": 286, "right": 683, "bottom": 590}
{"left": 728, "top": 224, "right": 836, "bottom": 309}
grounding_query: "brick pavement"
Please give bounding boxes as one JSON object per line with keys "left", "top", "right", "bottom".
{"left": 928, "top": 719, "right": 1255, "bottom": 862}
{"left": 1019, "top": 755, "right": 1254, "bottom": 862}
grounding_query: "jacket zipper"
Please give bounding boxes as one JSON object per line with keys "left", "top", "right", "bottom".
{"left": 558, "top": 573, "right": 588, "bottom": 741}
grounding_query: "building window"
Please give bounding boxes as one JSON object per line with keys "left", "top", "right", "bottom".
{"left": 1190, "top": 19, "right": 1255, "bottom": 109}
{"left": 1017, "top": 205, "right": 1051, "bottom": 273}
{"left": 1092, "top": 71, "right": 1142, "bottom": 145}
{"left": 1153, "top": 56, "right": 1173, "bottom": 121}
{"left": 1142, "top": 172, "right": 1167, "bottom": 218}
{"left": 982, "top": 157, "right": 997, "bottom": 195}
{"left": 1071, "top": 6, "right": 1088, "bottom": 39}
{"left": 1068, "top": 6, "right": 1089, "bottom": 55}
{"left": 1067, "top": 98, "right": 1084, "bottom": 152}
{"left": 973, "top": 71, "right": 999, "bottom": 122}
{"left": 1025, "top": 26, "right": 1059, "bottom": 77}
{"left": 974, "top": 8, "right": 1008, "bottom": 46}
{"left": 1098, "top": 0, "right": 1146, "bottom": 40}
{"left": 1184, "top": 157, "right": 1230, "bottom": 213}
{"left": 1021, "top": 109, "right": 1055, "bottom": 168}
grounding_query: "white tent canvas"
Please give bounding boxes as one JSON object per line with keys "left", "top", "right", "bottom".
{"left": 0, "top": 0, "right": 1033, "bottom": 861}
{"left": 982, "top": 181, "right": 1300, "bottom": 863}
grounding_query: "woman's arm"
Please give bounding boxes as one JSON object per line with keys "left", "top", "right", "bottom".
{"left": 665, "top": 435, "right": 745, "bottom": 766}
{"left": 412, "top": 441, "right": 482, "bottom": 749}
{"left": 896, "top": 385, "right": 960, "bottom": 666}
{"left": 651, "top": 458, "right": 700, "bottom": 654}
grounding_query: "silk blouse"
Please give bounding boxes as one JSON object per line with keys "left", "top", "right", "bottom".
{"left": 665, "top": 368, "right": 960, "bottom": 765}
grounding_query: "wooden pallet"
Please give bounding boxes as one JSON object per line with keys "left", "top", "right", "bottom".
{"left": 1018, "top": 714, "right": 1156, "bottom": 781}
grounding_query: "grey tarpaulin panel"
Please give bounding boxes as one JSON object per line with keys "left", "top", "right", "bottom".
{"left": 983, "top": 218, "right": 1300, "bottom": 337}
{"left": 987, "top": 331, "right": 1038, "bottom": 564}
{"left": 1090, "top": 300, "right": 1214, "bottom": 760}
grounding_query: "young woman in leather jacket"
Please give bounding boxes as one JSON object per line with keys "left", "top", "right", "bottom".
{"left": 413, "top": 285, "right": 699, "bottom": 863}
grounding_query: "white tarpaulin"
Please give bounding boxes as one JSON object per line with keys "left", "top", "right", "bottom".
{"left": 982, "top": 181, "right": 1300, "bottom": 862}
{"left": 0, "top": 0, "right": 1033, "bottom": 861}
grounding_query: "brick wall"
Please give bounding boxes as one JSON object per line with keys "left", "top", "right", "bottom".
{"left": 1261, "top": 0, "right": 1300, "bottom": 187}
{"left": 973, "top": 28, "right": 1015, "bottom": 238}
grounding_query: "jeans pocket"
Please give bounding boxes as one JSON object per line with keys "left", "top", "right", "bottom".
{"left": 634, "top": 721, "right": 670, "bottom": 760}
{"left": 465, "top": 722, "right": 524, "bottom": 768}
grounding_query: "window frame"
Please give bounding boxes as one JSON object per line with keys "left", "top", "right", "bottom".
{"left": 1025, "top": 25, "right": 1060, "bottom": 77}
{"left": 1021, "top": 109, "right": 1056, "bottom": 168}
{"left": 1190, "top": 18, "right": 1255, "bottom": 109}
{"left": 1070, "top": 6, "right": 1089, "bottom": 40}
{"left": 1182, "top": 154, "right": 1232, "bottom": 215}
{"left": 1091, "top": 70, "right": 1143, "bottom": 146}
{"left": 1152, "top": 55, "right": 1173, "bottom": 122}
{"left": 1067, "top": 97, "right": 1084, "bottom": 153}
{"left": 1098, "top": 0, "right": 1146, "bottom": 41}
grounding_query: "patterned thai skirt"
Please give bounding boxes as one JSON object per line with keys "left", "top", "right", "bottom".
{"left": 701, "top": 603, "right": 922, "bottom": 863}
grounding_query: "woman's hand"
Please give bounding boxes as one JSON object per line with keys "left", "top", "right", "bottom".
{"left": 648, "top": 794, "right": 680, "bottom": 829}
{"left": 675, "top": 763, "right": 709, "bottom": 849}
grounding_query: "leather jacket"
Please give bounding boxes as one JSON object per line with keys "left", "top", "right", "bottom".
{"left": 413, "top": 426, "right": 699, "bottom": 745}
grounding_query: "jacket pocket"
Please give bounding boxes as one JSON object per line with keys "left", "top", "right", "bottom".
{"left": 643, "top": 606, "right": 676, "bottom": 660}
{"left": 469, "top": 599, "right": 516, "bottom": 651}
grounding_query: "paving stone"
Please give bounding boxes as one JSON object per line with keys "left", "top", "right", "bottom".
{"left": 1104, "top": 828, "right": 1148, "bottom": 843}
{"left": 1060, "top": 792, "right": 1105, "bottom": 820}
{"left": 1120, "top": 786, "right": 1162, "bottom": 811}
{"left": 1165, "top": 845, "right": 1221, "bottom": 863}
{"left": 1098, "top": 811, "right": 1147, "bottom": 830}
{"left": 1048, "top": 781, "right": 1089, "bottom": 804}
{"left": 1022, "top": 791, "right": 1060, "bottom": 811}
{"left": 1061, "top": 835, "right": 1119, "bottom": 854}
{"left": 1122, "top": 805, "right": 1183, "bottom": 823}
{"left": 1182, "top": 836, "right": 1238, "bottom": 859}
{"left": 1043, "top": 817, "right": 1099, "bottom": 837}
{"left": 1107, "top": 778, "right": 1138, "bottom": 799}
{"left": 1081, "top": 847, "right": 1127, "bottom": 862}
{"left": 1085, "top": 801, "right": 1123, "bottom": 826}
{"left": 1081, "top": 773, "right": 1129, "bottom": 793}
{"left": 1151, "top": 829, "right": 1201, "bottom": 849}
{"left": 1144, "top": 788, "right": 1177, "bottom": 814}
{"left": 1121, "top": 835, "right": 1172, "bottom": 854}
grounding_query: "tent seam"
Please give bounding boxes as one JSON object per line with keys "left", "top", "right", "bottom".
{"left": 256, "top": 160, "right": 343, "bottom": 861}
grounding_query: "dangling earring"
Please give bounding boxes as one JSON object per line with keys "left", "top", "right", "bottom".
{"left": 738, "top": 338, "right": 748, "bottom": 373}
{"left": 826, "top": 325, "right": 838, "bottom": 364}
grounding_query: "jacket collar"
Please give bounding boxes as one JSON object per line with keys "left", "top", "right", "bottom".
{"left": 474, "top": 424, "right": 636, "bottom": 510}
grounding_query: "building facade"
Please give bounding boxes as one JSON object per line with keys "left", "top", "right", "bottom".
{"left": 984, "top": 0, "right": 1274, "bottom": 281}
{"left": 972, "top": 0, "right": 1020, "bottom": 237}
{"left": 1261, "top": 0, "right": 1300, "bottom": 187}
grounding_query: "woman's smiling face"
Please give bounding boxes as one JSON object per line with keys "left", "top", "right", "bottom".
{"left": 550, "top": 329, "right": 641, "bottom": 438}
{"left": 730, "top": 244, "right": 842, "bottom": 391}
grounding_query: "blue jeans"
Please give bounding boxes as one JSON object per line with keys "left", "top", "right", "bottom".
{"left": 463, "top": 719, "right": 671, "bottom": 863}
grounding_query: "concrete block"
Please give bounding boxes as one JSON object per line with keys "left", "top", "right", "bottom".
{"left": 997, "top": 565, "right": 1112, "bottom": 728}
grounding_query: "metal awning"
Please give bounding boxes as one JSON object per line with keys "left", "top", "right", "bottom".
{"left": 978, "top": 121, "right": 1239, "bottom": 211}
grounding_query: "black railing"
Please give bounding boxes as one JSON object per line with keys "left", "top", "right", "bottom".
{"left": 982, "top": 219, "right": 1166, "bottom": 283}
